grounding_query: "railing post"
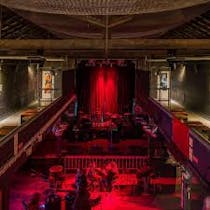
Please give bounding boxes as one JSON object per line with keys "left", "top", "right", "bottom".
{"left": 13, "top": 134, "right": 18, "bottom": 155}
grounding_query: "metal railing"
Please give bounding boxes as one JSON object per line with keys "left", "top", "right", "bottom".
{"left": 64, "top": 155, "right": 149, "bottom": 173}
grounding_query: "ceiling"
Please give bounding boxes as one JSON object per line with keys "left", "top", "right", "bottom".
{"left": 1, "top": 0, "right": 210, "bottom": 15}
{"left": 1, "top": 1, "right": 210, "bottom": 58}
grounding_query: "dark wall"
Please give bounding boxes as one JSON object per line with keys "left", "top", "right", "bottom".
{"left": 54, "top": 70, "right": 63, "bottom": 98}
{"left": 172, "top": 62, "right": 210, "bottom": 116}
{"left": 0, "top": 61, "right": 37, "bottom": 118}
{"left": 135, "top": 70, "right": 150, "bottom": 107}
{"left": 62, "top": 70, "right": 75, "bottom": 96}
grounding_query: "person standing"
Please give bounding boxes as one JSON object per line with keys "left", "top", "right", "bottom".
{"left": 72, "top": 186, "right": 91, "bottom": 210}
{"left": 203, "top": 195, "right": 210, "bottom": 210}
{"left": 53, "top": 119, "right": 68, "bottom": 157}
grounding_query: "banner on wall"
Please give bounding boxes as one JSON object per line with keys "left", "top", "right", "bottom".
{"left": 190, "top": 132, "right": 210, "bottom": 183}
{"left": 172, "top": 118, "right": 189, "bottom": 158}
{"left": 42, "top": 71, "right": 54, "bottom": 99}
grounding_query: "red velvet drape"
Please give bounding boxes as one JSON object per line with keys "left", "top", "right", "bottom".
{"left": 90, "top": 66, "right": 118, "bottom": 114}
{"left": 77, "top": 63, "right": 135, "bottom": 114}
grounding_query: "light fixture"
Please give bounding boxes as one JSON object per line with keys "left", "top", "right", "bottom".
{"left": 0, "top": 56, "right": 65, "bottom": 62}
{"left": 0, "top": 60, "right": 3, "bottom": 71}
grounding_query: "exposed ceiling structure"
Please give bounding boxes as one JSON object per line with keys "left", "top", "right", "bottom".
{"left": 1, "top": 1, "right": 210, "bottom": 58}
{"left": 162, "top": 9, "right": 210, "bottom": 38}
{"left": 1, "top": 0, "right": 210, "bottom": 15}
{"left": 0, "top": 7, "right": 57, "bottom": 39}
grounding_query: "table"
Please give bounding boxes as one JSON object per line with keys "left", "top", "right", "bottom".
{"left": 113, "top": 174, "right": 138, "bottom": 194}
{"left": 49, "top": 165, "right": 64, "bottom": 188}
{"left": 150, "top": 177, "right": 180, "bottom": 193}
{"left": 20, "top": 108, "right": 40, "bottom": 123}
{"left": 0, "top": 126, "right": 17, "bottom": 137}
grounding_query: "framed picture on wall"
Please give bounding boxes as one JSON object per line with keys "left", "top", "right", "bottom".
{"left": 42, "top": 71, "right": 54, "bottom": 99}
{"left": 160, "top": 73, "right": 168, "bottom": 90}
{"left": 44, "top": 72, "right": 52, "bottom": 93}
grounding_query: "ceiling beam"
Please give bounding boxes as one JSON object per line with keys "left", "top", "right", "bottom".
{"left": 1, "top": 39, "right": 210, "bottom": 50}
{"left": 1, "top": 49, "right": 210, "bottom": 58}
{"left": 71, "top": 16, "right": 105, "bottom": 28}
{"left": 108, "top": 16, "right": 133, "bottom": 28}
{"left": 110, "top": 39, "right": 210, "bottom": 49}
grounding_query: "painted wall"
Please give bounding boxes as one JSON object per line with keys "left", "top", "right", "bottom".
{"left": 0, "top": 61, "right": 37, "bottom": 118}
{"left": 171, "top": 62, "right": 210, "bottom": 117}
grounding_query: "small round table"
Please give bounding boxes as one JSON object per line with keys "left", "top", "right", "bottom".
{"left": 49, "top": 165, "right": 63, "bottom": 188}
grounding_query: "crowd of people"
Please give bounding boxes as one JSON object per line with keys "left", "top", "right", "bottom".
{"left": 75, "top": 161, "right": 119, "bottom": 193}
{"left": 23, "top": 161, "right": 119, "bottom": 210}
{"left": 72, "top": 160, "right": 119, "bottom": 210}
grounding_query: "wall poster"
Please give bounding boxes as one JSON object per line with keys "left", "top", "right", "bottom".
{"left": 42, "top": 71, "right": 54, "bottom": 100}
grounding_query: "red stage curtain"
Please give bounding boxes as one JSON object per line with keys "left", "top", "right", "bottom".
{"left": 172, "top": 118, "right": 189, "bottom": 158}
{"left": 76, "top": 63, "right": 134, "bottom": 114}
{"left": 90, "top": 66, "right": 118, "bottom": 114}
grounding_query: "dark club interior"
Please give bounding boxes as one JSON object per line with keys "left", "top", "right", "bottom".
{"left": 0, "top": 1, "right": 210, "bottom": 210}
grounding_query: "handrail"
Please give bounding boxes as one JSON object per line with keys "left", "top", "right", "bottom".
{"left": 190, "top": 129, "right": 210, "bottom": 149}
{"left": 0, "top": 96, "right": 62, "bottom": 147}
{"left": 0, "top": 94, "right": 76, "bottom": 177}
{"left": 148, "top": 97, "right": 172, "bottom": 118}
{"left": 148, "top": 98, "right": 210, "bottom": 185}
